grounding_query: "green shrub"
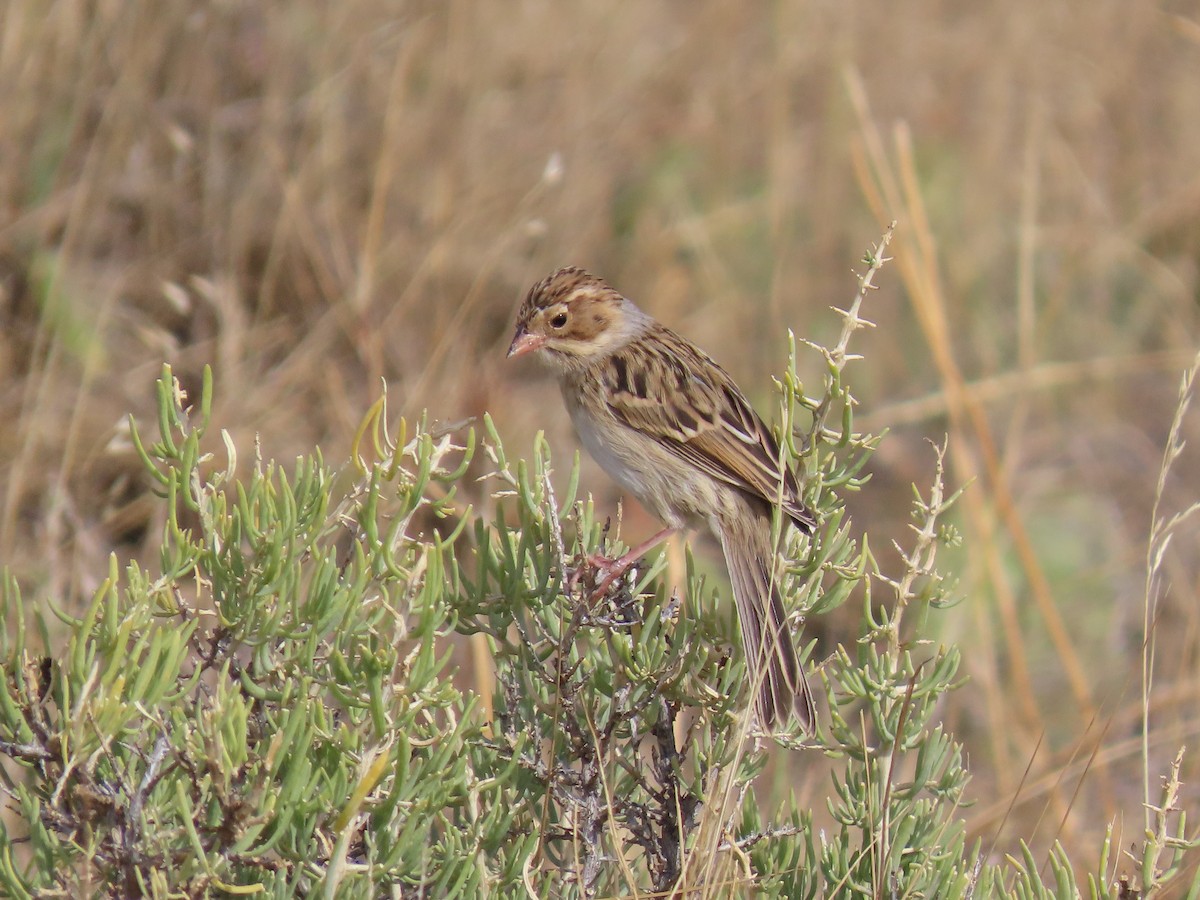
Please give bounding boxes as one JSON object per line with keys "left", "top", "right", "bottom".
{"left": 1, "top": 233, "right": 1195, "bottom": 898}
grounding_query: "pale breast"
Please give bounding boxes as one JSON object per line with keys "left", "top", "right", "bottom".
{"left": 563, "top": 379, "right": 726, "bottom": 532}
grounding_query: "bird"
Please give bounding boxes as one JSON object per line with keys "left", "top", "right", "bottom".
{"left": 507, "top": 266, "right": 816, "bottom": 731}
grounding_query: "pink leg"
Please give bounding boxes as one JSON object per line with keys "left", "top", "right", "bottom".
{"left": 590, "top": 527, "right": 676, "bottom": 596}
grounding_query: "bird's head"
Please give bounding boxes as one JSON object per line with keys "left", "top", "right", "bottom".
{"left": 508, "top": 267, "right": 649, "bottom": 370}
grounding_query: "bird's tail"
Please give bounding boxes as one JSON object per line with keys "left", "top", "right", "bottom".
{"left": 717, "top": 510, "right": 815, "bottom": 731}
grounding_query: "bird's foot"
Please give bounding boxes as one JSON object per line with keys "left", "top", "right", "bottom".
{"left": 565, "top": 549, "right": 638, "bottom": 598}
{"left": 570, "top": 526, "right": 677, "bottom": 596}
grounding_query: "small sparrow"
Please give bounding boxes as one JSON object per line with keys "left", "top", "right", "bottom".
{"left": 508, "top": 266, "right": 816, "bottom": 731}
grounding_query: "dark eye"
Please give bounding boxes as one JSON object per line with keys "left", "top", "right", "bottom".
{"left": 549, "top": 312, "right": 568, "bottom": 329}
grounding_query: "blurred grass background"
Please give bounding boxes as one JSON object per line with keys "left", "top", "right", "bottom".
{"left": 2, "top": 0, "right": 1199, "bottom": 878}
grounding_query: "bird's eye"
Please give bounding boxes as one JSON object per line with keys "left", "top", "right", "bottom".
{"left": 550, "top": 312, "right": 568, "bottom": 329}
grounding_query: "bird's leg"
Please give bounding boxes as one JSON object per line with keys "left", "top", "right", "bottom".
{"left": 589, "top": 526, "right": 676, "bottom": 597}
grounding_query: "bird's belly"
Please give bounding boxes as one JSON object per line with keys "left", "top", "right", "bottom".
{"left": 567, "top": 401, "right": 713, "bottom": 531}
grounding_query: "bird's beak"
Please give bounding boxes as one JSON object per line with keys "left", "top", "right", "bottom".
{"left": 507, "top": 326, "right": 546, "bottom": 359}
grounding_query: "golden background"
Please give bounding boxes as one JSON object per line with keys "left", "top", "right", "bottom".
{"left": 2, "top": 0, "right": 1199, "bottom": 873}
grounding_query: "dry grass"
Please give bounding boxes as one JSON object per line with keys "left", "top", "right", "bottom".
{"left": 3, "top": 0, "right": 1200, "bottom": 881}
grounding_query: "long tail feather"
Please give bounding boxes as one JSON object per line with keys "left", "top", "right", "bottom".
{"left": 717, "top": 511, "right": 815, "bottom": 731}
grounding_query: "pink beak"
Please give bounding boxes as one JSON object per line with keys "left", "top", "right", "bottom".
{"left": 507, "top": 327, "right": 546, "bottom": 359}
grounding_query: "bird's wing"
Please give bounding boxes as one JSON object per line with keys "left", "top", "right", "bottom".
{"left": 602, "top": 329, "right": 814, "bottom": 531}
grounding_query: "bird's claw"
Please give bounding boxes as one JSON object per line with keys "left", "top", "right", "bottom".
{"left": 566, "top": 551, "right": 633, "bottom": 597}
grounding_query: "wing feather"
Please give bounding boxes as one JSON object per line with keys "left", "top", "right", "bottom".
{"left": 603, "top": 328, "right": 814, "bottom": 531}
